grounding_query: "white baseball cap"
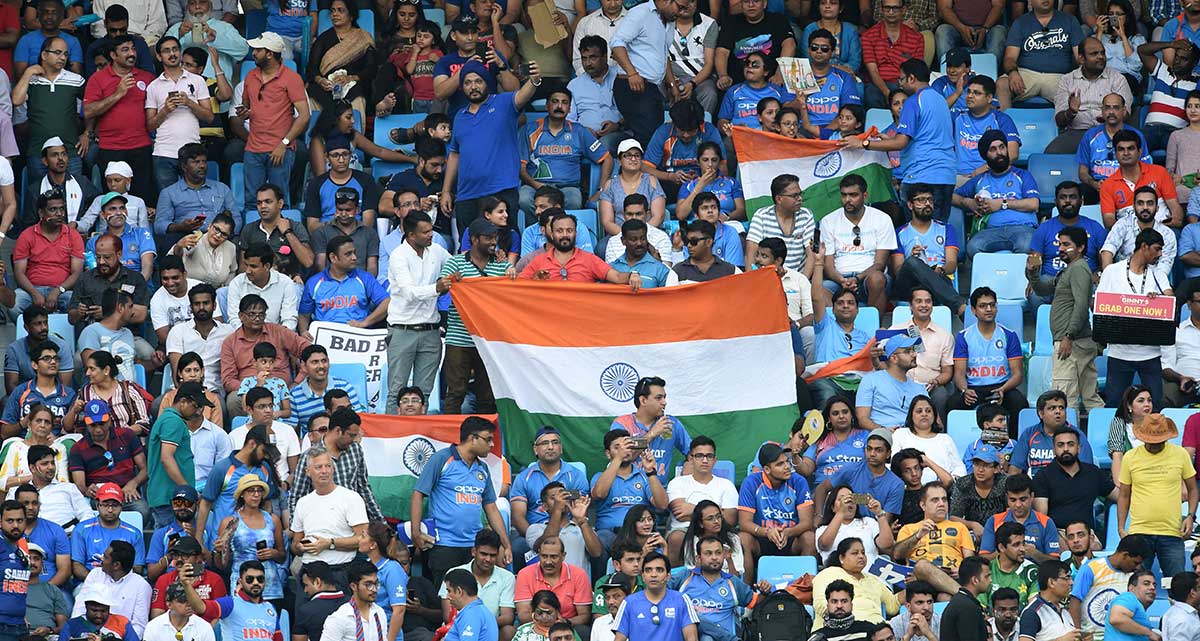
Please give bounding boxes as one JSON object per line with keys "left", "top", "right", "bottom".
{"left": 41, "top": 137, "right": 65, "bottom": 151}
{"left": 617, "top": 139, "right": 643, "bottom": 156}
{"left": 247, "top": 32, "right": 286, "bottom": 54}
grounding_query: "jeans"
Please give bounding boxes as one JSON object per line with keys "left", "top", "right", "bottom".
{"left": 1141, "top": 534, "right": 1185, "bottom": 579}
{"left": 151, "top": 505, "right": 176, "bottom": 530}
{"left": 154, "top": 156, "right": 181, "bottom": 192}
{"left": 1144, "top": 123, "right": 1175, "bottom": 156}
{"left": 386, "top": 325, "right": 442, "bottom": 413}
{"left": 411, "top": 99, "right": 435, "bottom": 113}
{"left": 900, "top": 182, "right": 953, "bottom": 223}
{"left": 934, "top": 23, "right": 1007, "bottom": 65}
{"left": 13, "top": 286, "right": 72, "bottom": 316}
{"left": 892, "top": 256, "right": 966, "bottom": 310}
{"left": 1105, "top": 355, "right": 1164, "bottom": 409}
{"left": 949, "top": 384, "right": 1027, "bottom": 437}
{"left": 518, "top": 185, "right": 582, "bottom": 217}
{"left": 244, "top": 148, "right": 296, "bottom": 207}
{"left": 0, "top": 622, "right": 27, "bottom": 641}
{"left": 1045, "top": 129, "right": 1086, "bottom": 155}
{"left": 966, "top": 224, "right": 1035, "bottom": 258}
{"left": 442, "top": 345, "right": 496, "bottom": 415}
{"left": 613, "top": 77, "right": 664, "bottom": 147}
{"left": 864, "top": 81, "right": 900, "bottom": 110}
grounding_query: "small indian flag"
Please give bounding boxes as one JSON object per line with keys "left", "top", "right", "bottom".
{"left": 359, "top": 413, "right": 506, "bottom": 521}
{"left": 732, "top": 126, "right": 895, "bottom": 221}
{"left": 449, "top": 270, "right": 800, "bottom": 477}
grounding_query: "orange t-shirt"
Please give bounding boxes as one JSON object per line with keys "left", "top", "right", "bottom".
{"left": 1099, "top": 162, "right": 1177, "bottom": 220}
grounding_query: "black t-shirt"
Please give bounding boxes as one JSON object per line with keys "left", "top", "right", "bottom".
{"left": 898, "top": 487, "right": 923, "bottom": 526}
{"left": 1030, "top": 461, "right": 1114, "bottom": 531}
{"left": 716, "top": 13, "right": 795, "bottom": 84}
{"left": 385, "top": 169, "right": 449, "bottom": 233}
{"left": 294, "top": 591, "right": 350, "bottom": 641}
{"left": 808, "top": 620, "right": 877, "bottom": 641}
{"left": 404, "top": 575, "right": 440, "bottom": 632}
{"left": 941, "top": 589, "right": 989, "bottom": 641}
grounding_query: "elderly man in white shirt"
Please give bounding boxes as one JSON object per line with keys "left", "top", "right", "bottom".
{"left": 142, "top": 582, "right": 216, "bottom": 641}
{"left": 1164, "top": 290, "right": 1200, "bottom": 407}
{"left": 386, "top": 211, "right": 450, "bottom": 414}
{"left": 225, "top": 243, "right": 300, "bottom": 330}
{"left": 73, "top": 545, "right": 153, "bottom": 636}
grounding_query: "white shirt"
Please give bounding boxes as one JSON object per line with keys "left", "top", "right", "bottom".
{"left": 572, "top": 8, "right": 627, "bottom": 76}
{"left": 9, "top": 480, "right": 92, "bottom": 529}
{"left": 1163, "top": 320, "right": 1200, "bottom": 380}
{"left": 145, "top": 70, "right": 210, "bottom": 158}
{"left": 229, "top": 421, "right": 301, "bottom": 484}
{"left": 323, "top": 602, "right": 389, "bottom": 641}
{"left": 290, "top": 485, "right": 369, "bottom": 565}
{"left": 1100, "top": 217, "right": 1176, "bottom": 284}
{"left": 665, "top": 474, "right": 738, "bottom": 531}
{"left": 226, "top": 270, "right": 300, "bottom": 330}
{"left": 1160, "top": 601, "right": 1200, "bottom": 641}
{"left": 1097, "top": 259, "right": 1169, "bottom": 362}
{"left": 780, "top": 268, "right": 814, "bottom": 323}
{"left": 142, "top": 612, "right": 216, "bottom": 641}
{"left": 820, "top": 206, "right": 898, "bottom": 275}
{"left": 590, "top": 613, "right": 617, "bottom": 641}
{"left": 387, "top": 240, "right": 451, "bottom": 326}
{"left": 151, "top": 278, "right": 221, "bottom": 333}
{"left": 816, "top": 518, "right": 882, "bottom": 566}
{"left": 73, "top": 568, "right": 153, "bottom": 636}
{"left": 92, "top": 0, "right": 167, "bottom": 42}
{"left": 604, "top": 225, "right": 672, "bottom": 264}
{"left": 890, "top": 430, "right": 967, "bottom": 483}
{"left": 165, "top": 319, "right": 234, "bottom": 392}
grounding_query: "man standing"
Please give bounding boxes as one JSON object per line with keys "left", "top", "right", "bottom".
{"left": 1031, "top": 428, "right": 1114, "bottom": 532}
{"left": 1160, "top": 572, "right": 1200, "bottom": 641}
{"left": 1016, "top": 560, "right": 1077, "bottom": 641}
{"left": 895, "top": 483, "right": 976, "bottom": 574}
{"left": 0, "top": 500, "right": 28, "bottom": 641}
{"left": 144, "top": 35, "right": 212, "bottom": 191}
{"left": 194, "top": 426, "right": 276, "bottom": 547}
{"left": 71, "top": 542, "right": 151, "bottom": 635}
{"left": 289, "top": 447, "right": 370, "bottom": 571}
{"left": 1028, "top": 182, "right": 1107, "bottom": 300}
{"left": 952, "top": 130, "right": 1041, "bottom": 257}
{"left": 411, "top": 417, "right": 512, "bottom": 585}
{"left": 12, "top": 189, "right": 83, "bottom": 315}
{"left": 236, "top": 32, "right": 309, "bottom": 206}
{"left": 942, "top": 557, "right": 992, "bottom": 641}
{"left": 1097, "top": 229, "right": 1172, "bottom": 406}
{"left": 226, "top": 242, "right": 300, "bottom": 330}
{"left": 613, "top": 552, "right": 699, "bottom": 641}
{"left": 165, "top": 283, "right": 234, "bottom": 393}
{"left": 442, "top": 569, "right": 500, "bottom": 641}
{"left": 995, "top": 0, "right": 1084, "bottom": 108}
{"left": 1046, "top": 39, "right": 1133, "bottom": 154}
{"left": 322, "top": 561, "right": 388, "bottom": 641}
{"left": 386, "top": 210, "right": 450, "bottom": 411}
{"left": 82, "top": 35, "right": 155, "bottom": 201}
{"left": 608, "top": 0, "right": 677, "bottom": 147}
{"left": 950, "top": 287, "right": 1027, "bottom": 415}
{"left": 608, "top": 375, "right": 691, "bottom": 486}
{"left": 819, "top": 175, "right": 896, "bottom": 316}
{"left": 1117, "top": 414, "right": 1198, "bottom": 579}
{"left": 12, "top": 37, "right": 86, "bottom": 178}
{"left": 856, "top": 336, "right": 927, "bottom": 431}
{"left": 1164, "top": 289, "right": 1200, "bottom": 406}
{"left": 289, "top": 407, "right": 382, "bottom": 522}
{"left": 146, "top": 383, "right": 210, "bottom": 529}
{"left": 1100, "top": 186, "right": 1177, "bottom": 284}
{"left": 1099, "top": 131, "right": 1182, "bottom": 228}
{"left": 1069, "top": 534, "right": 1149, "bottom": 641}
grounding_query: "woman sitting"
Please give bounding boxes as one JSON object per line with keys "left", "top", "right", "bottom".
{"left": 156, "top": 352, "right": 224, "bottom": 429}
{"left": 306, "top": 0, "right": 378, "bottom": 114}
{"left": 812, "top": 537, "right": 899, "bottom": 628}
{"left": 63, "top": 351, "right": 151, "bottom": 436}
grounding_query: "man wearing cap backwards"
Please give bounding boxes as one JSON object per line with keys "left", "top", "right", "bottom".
{"left": 951, "top": 130, "right": 1041, "bottom": 258}
{"left": 815, "top": 429, "right": 905, "bottom": 525}
{"left": 0, "top": 500, "right": 31, "bottom": 641}
{"left": 438, "top": 55, "right": 542, "bottom": 236}
{"left": 303, "top": 139, "right": 380, "bottom": 235}
{"left": 147, "top": 381, "right": 208, "bottom": 529}
{"left": 1117, "top": 413, "right": 1200, "bottom": 579}
{"left": 69, "top": 482, "right": 145, "bottom": 580}
{"left": 85, "top": 193, "right": 155, "bottom": 281}
{"left": 236, "top": 31, "right": 309, "bottom": 209}
{"left": 433, "top": 16, "right": 520, "bottom": 118}
{"left": 855, "top": 335, "right": 927, "bottom": 431}
{"left": 736, "top": 442, "right": 815, "bottom": 583}
{"left": 72, "top": 541, "right": 151, "bottom": 635}
{"left": 76, "top": 162, "right": 151, "bottom": 235}
{"left": 25, "top": 542, "right": 69, "bottom": 637}
{"left": 146, "top": 484, "right": 201, "bottom": 582}
{"left": 12, "top": 188, "right": 84, "bottom": 316}
{"left": 144, "top": 582, "right": 215, "bottom": 641}
{"left": 439, "top": 218, "right": 517, "bottom": 415}
{"left": 13, "top": 482, "right": 70, "bottom": 587}
{"left": 149, "top": 534, "right": 225, "bottom": 617}
{"left": 310, "top": 188, "right": 381, "bottom": 276}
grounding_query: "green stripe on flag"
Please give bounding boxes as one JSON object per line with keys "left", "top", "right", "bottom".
{"left": 747, "top": 163, "right": 896, "bottom": 223}
{"left": 369, "top": 475, "right": 418, "bottom": 522}
{"left": 496, "top": 399, "right": 801, "bottom": 483}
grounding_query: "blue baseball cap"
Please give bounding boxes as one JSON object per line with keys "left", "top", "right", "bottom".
{"left": 533, "top": 426, "right": 559, "bottom": 444}
{"left": 172, "top": 484, "right": 199, "bottom": 503}
{"left": 971, "top": 443, "right": 1001, "bottom": 464}
{"left": 83, "top": 399, "right": 111, "bottom": 425}
{"left": 883, "top": 335, "right": 922, "bottom": 360}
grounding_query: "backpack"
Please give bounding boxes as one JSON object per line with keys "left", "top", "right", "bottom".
{"left": 741, "top": 589, "right": 813, "bottom": 641}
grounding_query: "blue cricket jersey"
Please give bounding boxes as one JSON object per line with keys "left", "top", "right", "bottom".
{"left": 591, "top": 467, "right": 655, "bottom": 530}
{"left": 954, "top": 168, "right": 1040, "bottom": 228}
{"left": 737, "top": 472, "right": 813, "bottom": 529}
{"left": 668, "top": 568, "right": 755, "bottom": 638}
{"left": 806, "top": 67, "right": 861, "bottom": 129}
{"left": 952, "top": 109, "right": 1020, "bottom": 176}
{"left": 1029, "top": 216, "right": 1108, "bottom": 275}
{"left": 953, "top": 324, "right": 1024, "bottom": 387}
{"left": 804, "top": 429, "right": 869, "bottom": 485}
{"left": 609, "top": 414, "right": 692, "bottom": 484}
{"left": 894, "top": 220, "right": 960, "bottom": 269}
{"left": 414, "top": 446, "right": 497, "bottom": 547}
{"left": 1075, "top": 124, "right": 1152, "bottom": 182}
{"left": 70, "top": 517, "right": 145, "bottom": 570}
{"left": 509, "top": 462, "right": 590, "bottom": 526}
{"left": 718, "top": 82, "right": 795, "bottom": 128}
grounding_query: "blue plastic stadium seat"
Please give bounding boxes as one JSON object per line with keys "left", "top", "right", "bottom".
{"left": 1034, "top": 305, "right": 1052, "bottom": 355}
{"left": 970, "top": 53, "right": 998, "bottom": 79}
{"left": 970, "top": 253, "right": 1028, "bottom": 305}
{"left": 964, "top": 302, "right": 1022, "bottom": 337}
{"left": 1052, "top": 204, "right": 1103, "bottom": 224}
{"left": 758, "top": 556, "right": 817, "bottom": 588}
{"left": 947, "top": 410, "right": 978, "bottom": 457}
{"left": 1087, "top": 408, "right": 1116, "bottom": 467}
{"left": 317, "top": 8, "right": 374, "bottom": 36}
{"left": 823, "top": 306, "right": 880, "bottom": 336}
{"left": 119, "top": 510, "right": 143, "bottom": 532}
{"left": 865, "top": 108, "right": 892, "bottom": 132}
{"left": 565, "top": 460, "right": 586, "bottom": 479}
{"left": 231, "top": 416, "right": 249, "bottom": 430}
{"left": 372, "top": 159, "right": 414, "bottom": 183}
{"left": 1026, "top": 355, "right": 1052, "bottom": 404}
{"left": 134, "top": 364, "right": 146, "bottom": 389}
{"left": 374, "top": 114, "right": 426, "bottom": 153}
{"left": 1007, "top": 109, "right": 1057, "bottom": 160}
{"left": 566, "top": 209, "right": 599, "bottom": 239}
{"left": 1027, "top": 154, "right": 1077, "bottom": 207}
{"left": 891, "top": 305, "right": 952, "bottom": 330}
{"left": 1161, "top": 408, "right": 1197, "bottom": 447}
{"left": 330, "top": 363, "right": 369, "bottom": 402}
{"left": 16, "top": 313, "right": 74, "bottom": 356}
{"left": 424, "top": 7, "right": 445, "bottom": 26}
{"left": 230, "top": 163, "right": 244, "bottom": 214}
{"left": 206, "top": 160, "right": 219, "bottom": 181}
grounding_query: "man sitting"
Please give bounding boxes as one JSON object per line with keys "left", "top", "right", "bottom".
{"left": 952, "top": 130, "right": 1040, "bottom": 258}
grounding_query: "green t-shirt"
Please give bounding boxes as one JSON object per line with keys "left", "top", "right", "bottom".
{"left": 979, "top": 558, "right": 1038, "bottom": 607}
{"left": 440, "top": 254, "right": 510, "bottom": 347}
{"left": 146, "top": 407, "right": 195, "bottom": 507}
{"left": 592, "top": 572, "right": 644, "bottom": 614}
{"left": 26, "top": 72, "right": 85, "bottom": 158}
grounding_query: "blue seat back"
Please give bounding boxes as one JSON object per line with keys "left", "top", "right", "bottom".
{"left": 891, "top": 306, "right": 952, "bottom": 330}
{"left": 1008, "top": 109, "right": 1057, "bottom": 159}
{"left": 1027, "top": 154, "right": 1077, "bottom": 205}
{"left": 970, "top": 253, "right": 1029, "bottom": 303}
{"left": 330, "top": 363, "right": 369, "bottom": 402}
{"left": 1088, "top": 407, "right": 1116, "bottom": 468}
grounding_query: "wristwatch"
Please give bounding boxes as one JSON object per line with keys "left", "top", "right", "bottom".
{"left": 57, "top": 286, "right": 66, "bottom": 294}
{"left": 281, "top": 137, "right": 291, "bottom": 146}
{"left": 1001, "top": 198, "right": 1009, "bottom": 210}
{"left": 862, "top": 138, "right": 870, "bottom": 149}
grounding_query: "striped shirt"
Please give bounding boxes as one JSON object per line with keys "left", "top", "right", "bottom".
{"left": 861, "top": 22, "right": 924, "bottom": 83}
{"left": 746, "top": 205, "right": 816, "bottom": 273}
{"left": 440, "top": 254, "right": 509, "bottom": 347}
{"left": 1146, "top": 59, "right": 1197, "bottom": 129}
{"left": 287, "top": 376, "right": 365, "bottom": 429}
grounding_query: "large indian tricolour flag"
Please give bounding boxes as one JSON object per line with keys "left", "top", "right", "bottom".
{"left": 732, "top": 126, "right": 895, "bottom": 220}
{"left": 449, "top": 270, "right": 799, "bottom": 477}
{"left": 359, "top": 413, "right": 505, "bottom": 520}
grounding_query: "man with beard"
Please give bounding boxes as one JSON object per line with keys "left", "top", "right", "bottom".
{"left": 1100, "top": 129, "right": 1183, "bottom": 228}
{"left": 183, "top": 560, "right": 289, "bottom": 639}
{"left": 237, "top": 184, "right": 313, "bottom": 268}
{"left": 672, "top": 220, "right": 739, "bottom": 284}
{"left": 519, "top": 210, "right": 641, "bottom": 290}
{"left": 68, "top": 233, "right": 151, "bottom": 340}
{"left": 165, "top": 283, "right": 233, "bottom": 393}
{"left": 809, "top": 581, "right": 877, "bottom": 641}
{"left": 0, "top": 500, "right": 29, "bottom": 641}
{"left": 1028, "top": 182, "right": 1107, "bottom": 298}
{"left": 384, "top": 209, "right": 448, "bottom": 411}
{"left": 12, "top": 188, "right": 84, "bottom": 315}
{"left": 146, "top": 485, "right": 200, "bottom": 581}
{"left": 17, "top": 445, "right": 92, "bottom": 529}
{"left": 145, "top": 35, "right": 213, "bottom": 192}
{"left": 818, "top": 174, "right": 894, "bottom": 316}
{"left": 380, "top": 138, "right": 445, "bottom": 227}
{"left": 22, "top": 139, "right": 100, "bottom": 231}
{"left": 236, "top": 32, "right": 309, "bottom": 208}
{"left": 518, "top": 88, "right": 612, "bottom": 214}
{"left": 14, "top": 483, "right": 70, "bottom": 588}
{"left": 83, "top": 34, "right": 156, "bottom": 201}
{"left": 856, "top": 335, "right": 926, "bottom": 431}
{"left": 1069, "top": 534, "right": 1149, "bottom": 641}
{"left": 1032, "top": 428, "right": 1115, "bottom": 534}
{"left": 942, "top": 557, "right": 992, "bottom": 641}
{"left": 950, "top": 75, "right": 1020, "bottom": 184}
{"left": 669, "top": 536, "right": 769, "bottom": 641}
{"left": 1102, "top": 185, "right": 1178, "bottom": 283}
{"left": 892, "top": 184, "right": 967, "bottom": 315}
{"left": 5, "top": 307, "right": 74, "bottom": 389}
{"left": 1027, "top": 226, "right": 1105, "bottom": 411}
{"left": 62, "top": 583, "right": 140, "bottom": 641}
{"left": 952, "top": 130, "right": 1041, "bottom": 258}
{"left": 1009, "top": 391, "right": 1092, "bottom": 477}
{"left": 310, "top": 188, "right": 380, "bottom": 276}
{"left": 1061, "top": 521, "right": 1094, "bottom": 572}
{"left": 439, "top": 57, "right": 540, "bottom": 236}
{"left": 991, "top": 589, "right": 1020, "bottom": 641}
{"left": 149, "top": 535, "right": 224, "bottom": 618}
{"left": 194, "top": 425, "right": 278, "bottom": 549}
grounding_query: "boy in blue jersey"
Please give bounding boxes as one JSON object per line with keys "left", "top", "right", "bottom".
{"left": 800, "top": 29, "right": 861, "bottom": 138}
{"left": 932, "top": 49, "right": 981, "bottom": 117}
{"left": 952, "top": 75, "right": 1020, "bottom": 181}
{"left": 517, "top": 88, "right": 613, "bottom": 215}
{"left": 591, "top": 429, "right": 668, "bottom": 552}
{"left": 70, "top": 483, "right": 145, "bottom": 579}
{"left": 669, "top": 536, "right": 770, "bottom": 641}
{"left": 950, "top": 287, "right": 1028, "bottom": 418}
{"left": 952, "top": 130, "right": 1041, "bottom": 258}
{"left": 609, "top": 376, "right": 692, "bottom": 485}
{"left": 443, "top": 568, "right": 500, "bottom": 641}
{"left": 737, "top": 443, "right": 815, "bottom": 583}
{"left": 1075, "top": 94, "right": 1151, "bottom": 204}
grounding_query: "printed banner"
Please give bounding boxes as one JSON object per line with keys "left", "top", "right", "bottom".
{"left": 868, "top": 557, "right": 913, "bottom": 590}
{"left": 1092, "top": 291, "right": 1177, "bottom": 346}
{"left": 1093, "top": 292, "right": 1175, "bottom": 320}
{"left": 310, "top": 321, "right": 388, "bottom": 410}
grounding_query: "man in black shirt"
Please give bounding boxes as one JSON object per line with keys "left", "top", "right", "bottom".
{"left": 941, "top": 556, "right": 992, "bottom": 641}
{"left": 294, "top": 561, "right": 348, "bottom": 641}
{"left": 1031, "top": 427, "right": 1116, "bottom": 533}
{"left": 398, "top": 545, "right": 441, "bottom": 641}
{"left": 714, "top": 0, "right": 797, "bottom": 88}
{"left": 891, "top": 448, "right": 925, "bottom": 528}
{"left": 809, "top": 580, "right": 878, "bottom": 641}
{"left": 380, "top": 138, "right": 448, "bottom": 234}
{"left": 950, "top": 444, "right": 1008, "bottom": 541}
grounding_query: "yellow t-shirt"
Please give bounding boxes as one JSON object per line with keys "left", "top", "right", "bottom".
{"left": 812, "top": 566, "right": 900, "bottom": 629}
{"left": 1119, "top": 444, "right": 1196, "bottom": 536}
{"left": 896, "top": 519, "right": 975, "bottom": 570}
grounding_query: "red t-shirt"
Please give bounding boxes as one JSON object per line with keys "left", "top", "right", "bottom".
{"left": 151, "top": 568, "right": 227, "bottom": 611}
{"left": 1184, "top": 414, "right": 1200, "bottom": 470}
{"left": 518, "top": 248, "right": 611, "bottom": 282}
{"left": 0, "top": 4, "right": 19, "bottom": 78}
{"left": 244, "top": 66, "right": 307, "bottom": 154}
{"left": 514, "top": 563, "right": 593, "bottom": 619}
{"left": 861, "top": 22, "right": 925, "bottom": 83}
{"left": 13, "top": 224, "right": 83, "bottom": 287}
{"left": 83, "top": 66, "right": 155, "bottom": 150}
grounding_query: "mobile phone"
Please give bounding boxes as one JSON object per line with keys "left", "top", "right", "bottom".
{"left": 195, "top": 214, "right": 206, "bottom": 222}
{"left": 168, "top": 532, "right": 181, "bottom": 542}
{"left": 851, "top": 493, "right": 871, "bottom": 505}
{"left": 192, "top": 22, "right": 204, "bottom": 43}
{"left": 812, "top": 228, "right": 821, "bottom": 253}
{"left": 255, "top": 540, "right": 268, "bottom": 551}
{"left": 565, "top": 489, "right": 582, "bottom": 500}
{"left": 981, "top": 428, "right": 1009, "bottom": 445}
{"left": 629, "top": 437, "right": 649, "bottom": 450}
{"left": 301, "top": 536, "right": 315, "bottom": 545}
{"left": 520, "top": 62, "right": 532, "bottom": 76}
{"left": 474, "top": 42, "right": 489, "bottom": 60}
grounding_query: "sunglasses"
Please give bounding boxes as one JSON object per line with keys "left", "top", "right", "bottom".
{"left": 852, "top": 225, "right": 862, "bottom": 247}
{"left": 685, "top": 236, "right": 711, "bottom": 246}
{"left": 809, "top": 44, "right": 831, "bottom": 53}
{"left": 243, "top": 575, "right": 266, "bottom": 584}
{"left": 171, "top": 499, "right": 195, "bottom": 509}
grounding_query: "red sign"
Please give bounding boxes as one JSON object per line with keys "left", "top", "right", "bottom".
{"left": 1093, "top": 292, "right": 1176, "bottom": 321}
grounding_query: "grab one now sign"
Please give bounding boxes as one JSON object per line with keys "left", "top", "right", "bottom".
{"left": 1093, "top": 292, "right": 1176, "bottom": 320}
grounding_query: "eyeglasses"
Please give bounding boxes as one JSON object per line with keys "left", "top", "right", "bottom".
{"left": 209, "top": 227, "right": 230, "bottom": 239}
{"left": 650, "top": 605, "right": 661, "bottom": 626}
{"left": 243, "top": 486, "right": 265, "bottom": 494}
{"left": 691, "top": 453, "right": 716, "bottom": 460}
{"left": 779, "top": 191, "right": 802, "bottom": 200}
{"left": 36, "top": 354, "right": 59, "bottom": 362}
{"left": 242, "top": 310, "right": 267, "bottom": 319}
{"left": 852, "top": 225, "right": 862, "bottom": 247}
{"left": 809, "top": 44, "right": 831, "bottom": 53}
{"left": 881, "top": 4, "right": 902, "bottom": 9}
{"left": 910, "top": 195, "right": 934, "bottom": 204}
{"left": 45, "top": 48, "right": 67, "bottom": 56}
{"left": 746, "top": 61, "right": 764, "bottom": 69}
{"left": 472, "top": 433, "right": 495, "bottom": 443}
{"left": 328, "top": 151, "right": 351, "bottom": 159}
{"left": 243, "top": 575, "right": 266, "bottom": 584}
{"left": 701, "top": 513, "right": 723, "bottom": 522}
